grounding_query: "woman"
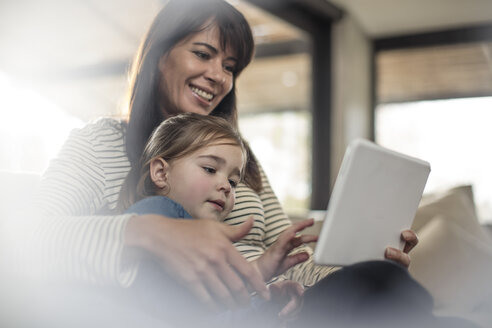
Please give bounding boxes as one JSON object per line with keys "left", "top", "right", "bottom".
{"left": 27, "top": 0, "right": 418, "bottom": 317}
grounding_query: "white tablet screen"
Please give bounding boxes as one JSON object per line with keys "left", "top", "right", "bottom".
{"left": 314, "top": 139, "right": 430, "bottom": 266}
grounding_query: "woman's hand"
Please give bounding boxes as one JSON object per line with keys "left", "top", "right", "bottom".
{"left": 124, "top": 215, "right": 270, "bottom": 310}
{"left": 254, "top": 218, "right": 318, "bottom": 282}
{"left": 384, "top": 229, "right": 419, "bottom": 268}
{"left": 269, "top": 280, "right": 304, "bottom": 321}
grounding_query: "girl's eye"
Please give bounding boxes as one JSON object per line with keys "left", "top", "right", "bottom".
{"left": 229, "top": 180, "right": 238, "bottom": 188}
{"left": 203, "top": 167, "right": 216, "bottom": 174}
{"left": 193, "top": 51, "right": 210, "bottom": 60}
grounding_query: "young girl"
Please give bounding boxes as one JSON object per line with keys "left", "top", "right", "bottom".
{"left": 118, "top": 113, "right": 317, "bottom": 326}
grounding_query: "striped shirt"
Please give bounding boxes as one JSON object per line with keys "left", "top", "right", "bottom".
{"left": 29, "top": 118, "right": 336, "bottom": 287}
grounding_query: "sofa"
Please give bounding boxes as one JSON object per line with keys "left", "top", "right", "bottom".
{"left": 409, "top": 185, "right": 492, "bottom": 327}
{"left": 2, "top": 171, "right": 492, "bottom": 327}
{"left": 0, "top": 170, "right": 40, "bottom": 219}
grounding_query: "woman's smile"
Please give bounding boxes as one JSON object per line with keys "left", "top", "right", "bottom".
{"left": 190, "top": 85, "right": 214, "bottom": 102}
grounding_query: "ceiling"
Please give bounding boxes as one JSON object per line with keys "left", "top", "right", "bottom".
{"left": 0, "top": 0, "right": 164, "bottom": 121}
{"left": 0, "top": 0, "right": 491, "bottom": 122}
{"left": 329, "top": 0, "right": 492, "bottom": 38}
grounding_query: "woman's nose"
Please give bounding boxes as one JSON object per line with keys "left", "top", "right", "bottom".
{"left": 205, "top": 60, "right": 226, "bottom": 85}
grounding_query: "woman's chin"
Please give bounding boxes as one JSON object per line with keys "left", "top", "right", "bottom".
{"left": 180, "top": 106, "right": 211, "bottom": 116}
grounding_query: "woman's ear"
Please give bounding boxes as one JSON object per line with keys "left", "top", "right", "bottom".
{"left": 158, "top": 53, "right": 169, "bottom": 72}
{"left": 149, "top": 158, "right": 170, "bottom": 191}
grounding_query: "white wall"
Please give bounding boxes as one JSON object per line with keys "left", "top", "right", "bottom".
{"left": 330, "top": 15, "right": 372, "bottom": 187}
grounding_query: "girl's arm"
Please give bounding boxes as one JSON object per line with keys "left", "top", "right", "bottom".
{"left": 258, "top": 166, "right": 416, "bottom": 284}
{"left": 252, "top": 218, "right": 317, "bottom": 282}
{"left": 226, "top": 163, "right": 337, "bottom": 287}
{"left": 257, "top": 166, "right": 339, "bottom": 287}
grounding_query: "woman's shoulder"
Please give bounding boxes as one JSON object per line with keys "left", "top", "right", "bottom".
{"left": 81, "top": 117, "right": 126, "bottom": 134}
{"left": 71, "top": 117, "right": 127, "bottom": 141}
{"left": 60, "top": 117, "right": 128, "bottom": 157}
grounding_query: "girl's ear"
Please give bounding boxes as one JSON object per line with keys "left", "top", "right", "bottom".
{"left": 149, "top": 158, "right": 170, "bottom": 191}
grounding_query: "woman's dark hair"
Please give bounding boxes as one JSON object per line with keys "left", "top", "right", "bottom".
{"left": 118, "top": 113, "right": 247, "bottom": 211}
{"left": 124, "top": 0, "right": 261, "bottom": 193}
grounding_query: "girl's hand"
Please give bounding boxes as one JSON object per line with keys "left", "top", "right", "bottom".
{"left": 384, "top": 229, "right": 419, "bottom": 268}
{"left": 269, "top": 280, "right": 304, "bottom": 321}
{"left": 124, "top": 215, "right": 270, "bottom": 310}
{"left": 254, "top": 218, "right": 318, "bottom": 281}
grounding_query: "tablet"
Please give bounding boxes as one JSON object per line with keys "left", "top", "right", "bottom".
{"left": 313, "top": 139, "right": 431, "bottom": 266}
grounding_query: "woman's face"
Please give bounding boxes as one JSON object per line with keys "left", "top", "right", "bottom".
{"left": 158, "top": 23, "right": 237, "bottom": 116}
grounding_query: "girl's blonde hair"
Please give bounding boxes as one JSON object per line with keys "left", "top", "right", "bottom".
{"left": 118, "top": 113, "right": 247, "bottom": 212}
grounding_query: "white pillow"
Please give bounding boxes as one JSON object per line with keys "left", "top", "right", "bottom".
{"left": 412, "top": 185, "right": 489, "bottom": 242}
{"left": 409, "top": 216, "right": 492, "bottom": 326}
{"left": 0, "top": 170, "right": 40, "bottom": 219}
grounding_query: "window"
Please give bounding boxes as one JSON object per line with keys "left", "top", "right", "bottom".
{"left": 237, "top": 53, "right": 312, "bottom": 216}
{"left": 239, "top": 111, "right": 311, "bottom": 216}
{"left": 233, "top": 1, "right": 312, "bottom": 216}
{"left": 376, "top": 97, "right": 492, "bottom": 223}
{"left": 0, "top": 72, "right": 83, "bottom": 173}
{"left": 375, "top": 42, "right": 492, "bottom": 223}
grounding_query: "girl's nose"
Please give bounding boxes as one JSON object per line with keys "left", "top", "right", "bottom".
{"left": 218, "top": 177, "right": 231, "bottom": 193}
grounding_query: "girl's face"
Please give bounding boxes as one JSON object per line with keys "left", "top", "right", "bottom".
{"left": 160, "top": 140, "right": 244, "bottom": 221}
{"left": 158, "top": 23, "right": 237, "bottom": 116}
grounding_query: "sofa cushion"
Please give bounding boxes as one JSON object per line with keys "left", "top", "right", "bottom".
{"left": 412, "top": 185, "right": 489, "bottom": 242}
{"left": 409, "top": 216, "right": 492, "bottom": 326}
{"left": 0, "top": 170, "right": 40, "bottom": 219}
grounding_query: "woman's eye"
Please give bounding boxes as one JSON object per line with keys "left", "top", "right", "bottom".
{"left": 203, "top": 167, "right": 216, "bottom": 174}
{"left": 193, "top": 51, "right": 210, "bottom": 60}
{"left": 229, "top": 180, "right": 238, "bottom": 188}
{"left": 224, "top": 64, "right": 236, "bottom": 74}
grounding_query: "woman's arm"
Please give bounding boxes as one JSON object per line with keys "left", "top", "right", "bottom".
{"left": 19, "top": 119, "right": 269, "bottom": 307}
{"left": 124, "top": 215, "right": 269, "bottom": 310}
{"left": 17, "top": 119, "right": 138, "bottom": 286}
